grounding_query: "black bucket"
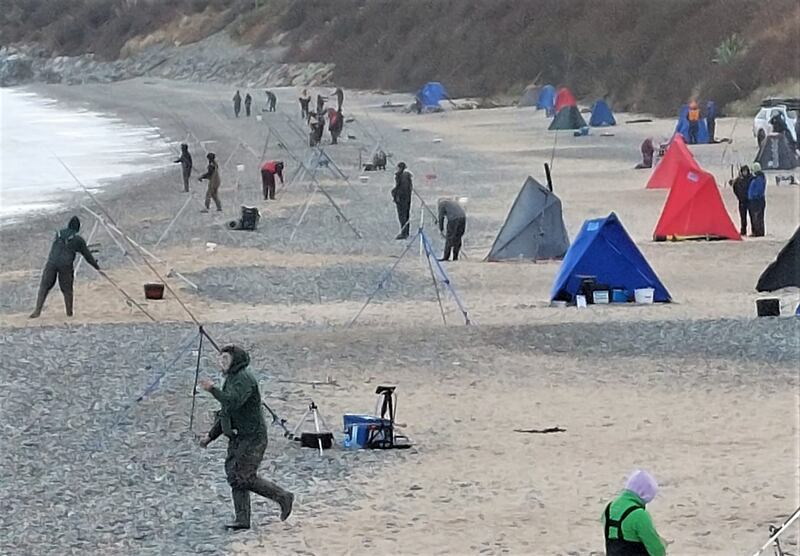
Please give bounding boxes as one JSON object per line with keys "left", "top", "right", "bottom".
{"left": 756, "top": 298, "right": 780, "bottom": 317}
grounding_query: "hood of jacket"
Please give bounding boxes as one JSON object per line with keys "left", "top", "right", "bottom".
{"left": 222, "top": 345, "right": 250, "bottom": 375}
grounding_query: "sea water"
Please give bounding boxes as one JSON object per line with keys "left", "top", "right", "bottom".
{"left": 0, "top": 88, "right": 169, "bottom": 221}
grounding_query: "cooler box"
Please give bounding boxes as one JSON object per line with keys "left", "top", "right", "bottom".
{"left": 343, "top": 414, "right": 391, "bottom": 449}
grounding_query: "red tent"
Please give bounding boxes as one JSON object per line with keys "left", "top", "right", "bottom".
{"left": 653, "top": 168, "right": 741, "bottom": 240}
{"left": 554, "top": 87, "right": 577, "bottom": 113}
{"left": 646, "top": 134, "right": 701, "bottom": 189}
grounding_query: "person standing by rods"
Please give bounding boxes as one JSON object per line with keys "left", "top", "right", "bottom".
{"left": 266, "top": 91, "right": 277, "bottom": 113}
{"left": 333, "top": 87, "right": 344, "bottom": 111}
{"left": 602, "top": 470, "right": 667, "bottom": 556}
{"left": 30, "top": 216, "right": 100, "bottom": 318}
{"left": 729, "top": 165, "right": 752, "bottom": 236}
{"left": 298, "top": 89, "right": 311, "bottom": 121}
{"left": 244, "top": 93, "right": 252, "bottom": 117}
{"left": 316, "top": 93, "right": 327, "bottom": 114}
{"left": 260, "top": 161, "right": 284, "bottom": 201}
{"left": 199, "top": 152, "right": 222, "bottom": 212}
{"left": 199, "top": 345, "right": 294, "bottom": 530}
{"left": 233, "top": 90, "right": 242, "bottom": 118}
{"left": 437, "top": 198, "right": 466, "bottom": 261}
{"left": 391, "top": 162, "right": 413, "bottom": 239}
{"left": 748, "top": 162, "right": 767, "bottom": 237}
{"left": 174, "top": 143, "right": 193, "bottom": 192}
{"left": 687, "top": 101, "right": 700, "bottom": 144}
{"left": 705, "top": 100, "right": 717, "bottom": 143}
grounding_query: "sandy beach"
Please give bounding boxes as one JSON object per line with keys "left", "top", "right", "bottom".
{"left": 0, "top": 78, "right": 798, "bottom": 556}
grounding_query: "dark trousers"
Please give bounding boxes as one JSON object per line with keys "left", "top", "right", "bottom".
{"left": 268, "top": 100, "right": 276, "bottom": 112}
{"left": 261, "top": 170, "right": 276, "bottom": 200}
{"left": 234, "top": 104, "right": 240, "bottom": 117}
{"left": 737, "top": 200, "right": 749, "bottom": 235}
{"left": 442, "top": 217, "right": 466, "bottom": 260}
{"left": 748, "top": 198, "right": 766, "bottom": 236}
{"left": 245, "top": 104, "right": 251, "bottom": 117}
{"left": 34, "top": 263, "right": 74, "bottom": 316}
{"left": 688, "top": 121, "right": 699, "bottom": 144}
{"left": 707, "top": 119, "right": 716, "bottom": 142}
{"left": 225, "top": 435, "right": 290, "bottom": 526}
{"left": 182, "top": 167, "right": 191, "bottom": 192}
{"left": 395, "top": 199, "right": 411, "bottom": 237}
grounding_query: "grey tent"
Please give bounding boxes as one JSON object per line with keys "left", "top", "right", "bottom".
{"left": 518, "top": 85, "right": 539, "bottom": 107}
{"left": 485, "top": 176, "right": 570, "bottom": 261}
{"left": 755, "top": 133, "right": 798, "bottom": 170}
{"left": 756, "top": 226, "right": 800, "bottom": 291}
{"left": 548, "top": 105, "right": 587, "bottom": 130}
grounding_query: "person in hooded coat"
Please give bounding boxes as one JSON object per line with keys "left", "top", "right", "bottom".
{"left": 328, "top": 108, "right": 343, "bottom": 145}
{"left": 705, "top": 101, "right": 717, "bottom": 143}
{"left": 244, "top": 93, "right": 252, "bottom": 117}
{"left": 260, "top": 161, "right": 284, "bottom": 201}
{"left": 437, "top": 198, "right": 467, "bottom": 261}
{"left": 391, "top": 162, "right": 413, "bottom": 239}
{"left": 30, "top": 216, "right": 100, "bottom": 318}
{"left": 729, "top": 165, "right": 752, "bottom": 235}
{"left": 174, "top": 143, "right": 193, "bottom": 192}
{"left": 298, "top": 89, "right": 311, "bottom": 121}
{"left": 333, "top": 87, "right": 344, "bottom": 111}
{"left": 233, "top": 91, "right": 242, "bottom": 118}
{"left": 687, "top": 101, "right": 701, "bottom": 145}
{"left": 602, "top": 470, "right": 667, "bottom": 556}
{"left": 265, "top": 91, "right": 277, "bottom": 113}
{"left": 198, "top": 152, "right": 222, "bottom": 212}
{"left": 748, "top": 162, "right": 767, "bottom": 237}
{"left": 636, "top": 138, "right": 655, "bottom": 169}
{"left": 199, "top": 345, "right": 294, "bottom": 530}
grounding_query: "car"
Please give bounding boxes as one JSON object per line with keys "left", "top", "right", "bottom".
{"left": 753, "top": 101, "right": 798, "bottom": 146}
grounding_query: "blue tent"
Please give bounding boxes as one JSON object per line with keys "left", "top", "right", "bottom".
{"left": 550, "top": 213, "right": 671, "bottom": 303}
{"left": 417, "top": 82, "right": 447, "bottom": 109}
{"left": 536, "top": 85, "right": 556, "bottom": 114}
{"left": 589, "top": 99, "right": 616, "bottom": 127}
{"left": 675, "top": 105, "right": 710, "bottom": 144}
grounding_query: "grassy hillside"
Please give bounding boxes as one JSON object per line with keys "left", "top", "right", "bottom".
{"left": 2, "top": 0, "right": 798, "bottom": 115}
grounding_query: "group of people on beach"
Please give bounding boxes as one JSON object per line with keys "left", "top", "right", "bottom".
{"left": 299, "top": 87, "right": 345, "bottom": 146}
{"left": 232, "top": 89, "right": 277, "bottom": 118}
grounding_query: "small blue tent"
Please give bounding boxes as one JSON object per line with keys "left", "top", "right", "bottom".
{"left": 536, "top": 85, "right": 556, "bottom": 115}
{"left": 675, "top": 105, "right": 710, "bottom": 144}
{"left": 550, "top": 213, "right": 671, "bottom": 303}
{"left": 589, "top": 99, "right": 616, "bottom": 127}
{"left": 418, "top": 82, "right": 447, "bottom": 110}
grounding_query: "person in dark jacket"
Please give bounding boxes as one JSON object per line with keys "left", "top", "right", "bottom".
{"left": 729, "top": 165, "right": 752, "bottom": 235}
{"left": 391, "top": 162, "right": 413, "bottom": 239}
{"left": 316, "top": 94, "right": 327, "bottom": 114}
{"left": 265, "top": 91, "right": 277, "bottom": 113}
{"left": 602, "top": 470, "right": 667, "bottom": 556}
{"left": 260, "top": 161, "right": 284, "bottom": 201}
{"left": 30, "top": 216, "right": 100, "bottom": 318}
{"left": 298, "top": 89, "right": 311, "bottom": 121}
{"left": 233, "top": 90, "right": 242, "bottom": 118}
{"left": 244, "top": 93, "right": 252, "bottom": 117}
{"left": 199, "top": 345, "right": 294, "bottom": 530}
{"left": 333, "top": 87, "right": 344, "bottom": 111}
{"left": 198, "top": 152, "right": 222, "bottom": 212}
{"left": 174, "top": 143, "right": 193, "bottom": 192}
{"left": 437, "top": 198, "right": 467, "bottom": 261}
{"left": 705, "top": 101, "right": 717, "bottom": 143}
{"left": 747, "top": 162, "right": 767, "bottom": 236}
{"left": 635, "top": 138, "right": 655, "bottom": 169}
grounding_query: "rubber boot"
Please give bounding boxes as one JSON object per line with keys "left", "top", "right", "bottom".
{"left": 225, "top": 488, "right": 251, "bottom": 530}
{"left": 64, "top": 291, "right": 74, "bottom": 317}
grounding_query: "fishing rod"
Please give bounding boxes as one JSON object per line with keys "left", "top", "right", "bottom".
{"left": 97, "top": 269, "right": 157, "bottom": 322}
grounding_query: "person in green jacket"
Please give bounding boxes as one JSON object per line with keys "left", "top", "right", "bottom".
{"left": 30, "top": 215, "right": 100, "bottom": 318}
{"left": 199, "top": 345, "right": 294, "bottom": 530}
{"left": 603, "top": 469, "right": 667, "bottom": 556}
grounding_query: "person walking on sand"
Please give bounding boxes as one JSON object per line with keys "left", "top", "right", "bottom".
{"left": 199, "top": 345, "right": 294, "bottom": 530}
{"left": 198, "top": 152, "right": 222, "bottom": 212}
{"left": 602, "top": 469, "right": 667, "bottom": 556}
{"left": 687, "top": 101, "right": 700, "bottom": 144}
{"left": 260, "top": 160, "right": 284, "bottom": 201}
{"left": 244, "top": 93, "right": 252, "bottom": 117}
{"left": 748, "top": 162, "right": 767, "bottom": 237}
{"left": 729, "top": 165, "right": 752, "bottom": 235}
{"left": 174, "top": 143, "right": 193, "bottom": 192}
{"left": 437, "top": 197, "right": 466, "bottom": 261}
{"left": 299, "top": 89, "right": 311, "bottom": 121}
{"left": 391, "top": 162, "right": 413, "bottom": 239}
{"left": 30, "top": 216, "right": 100, "bottom": 319}
{"left": 233, "top": 90, "right": 242, "bottom": 118}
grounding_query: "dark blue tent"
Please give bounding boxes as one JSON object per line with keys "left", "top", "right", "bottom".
{"left": 550, "top": 213, "right": 671, "bottom": 303}
{"left": 589, "top": 99, "right": 616, "bottom": 127}
{"left": 418, "top": 82, "right": 447, "bottom": 110}
{"left": 675, "top": 105, "right": 709, "bottom": 144}
{"left": 536, "top": 85, "right": 556, "bottom": 115}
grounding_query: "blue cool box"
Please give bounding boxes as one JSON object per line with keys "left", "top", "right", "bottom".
{"left": 343, "top": 414, "right": 391, "bottom": 448}
{"left": 611, "top": 289, "right": 629, "bottom": 303}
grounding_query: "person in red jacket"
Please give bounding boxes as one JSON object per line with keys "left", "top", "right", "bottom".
{"left": 260, "top": 161, "right": 284, "bottom": 201}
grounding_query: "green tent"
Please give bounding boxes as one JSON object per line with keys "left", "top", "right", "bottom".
{"left": 548, "top": 105, "right": 587, "bottom": 130}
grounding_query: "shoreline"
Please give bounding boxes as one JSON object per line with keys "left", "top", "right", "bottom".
{"left": 0, "top": 77, "right": 797, "bottom": 556}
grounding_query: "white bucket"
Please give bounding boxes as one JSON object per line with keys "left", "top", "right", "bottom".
{"left": 256, "top": 115, "right": 263, "bottom": 121}
{"left": 236, "top": 164, "right": 245, "bottom": 173}
{"left": 634, "top": 288, "right": 655, "bottom": 304}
